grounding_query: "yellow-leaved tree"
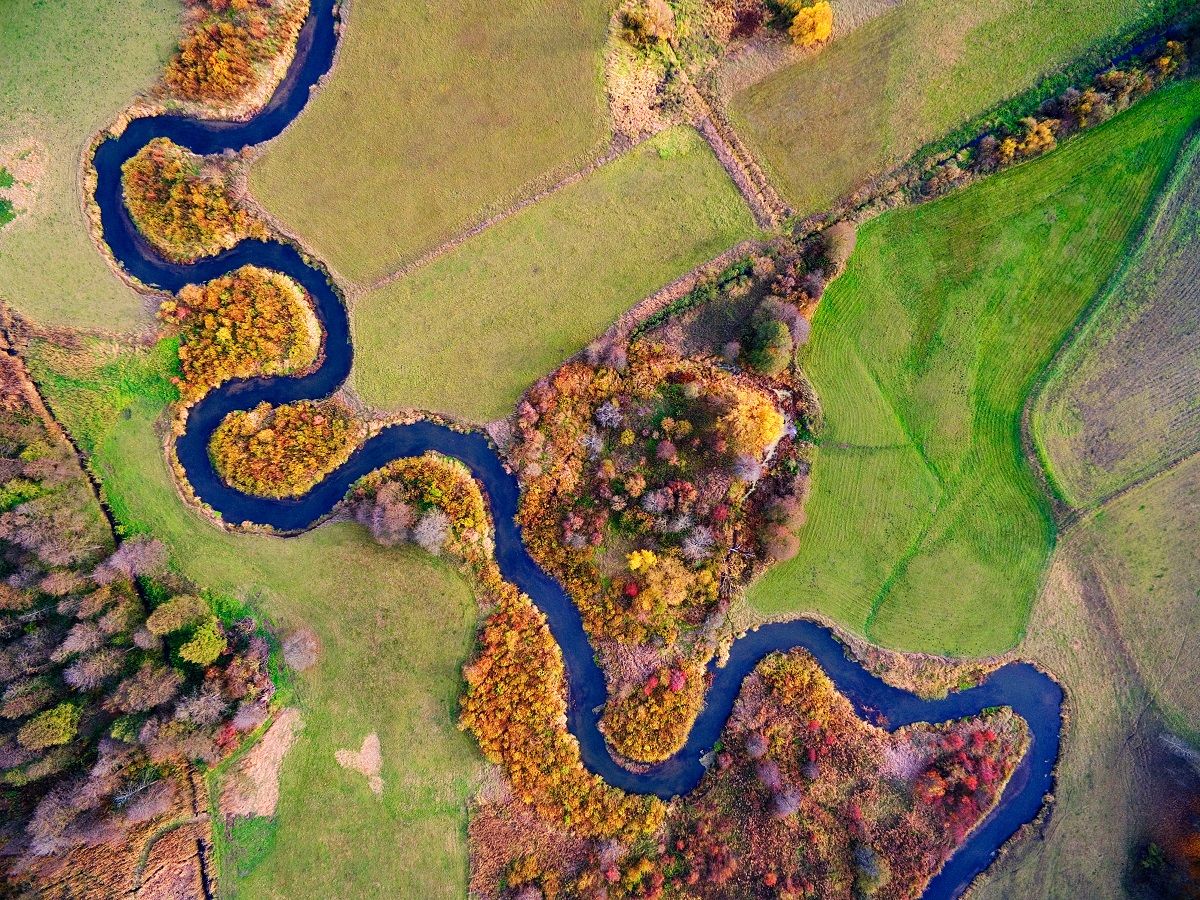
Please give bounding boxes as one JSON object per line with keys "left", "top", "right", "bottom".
{"left": 789, "top": 0, "right": 833, "bottom": 47}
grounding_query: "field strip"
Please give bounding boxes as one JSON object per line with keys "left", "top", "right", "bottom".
{"left": 351, "top": 135, "right": 642, "bottom": 294}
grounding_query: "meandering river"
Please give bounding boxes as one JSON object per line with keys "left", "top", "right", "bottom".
{"left": 90, "top": 4, "right": 1063, "bottom": 896}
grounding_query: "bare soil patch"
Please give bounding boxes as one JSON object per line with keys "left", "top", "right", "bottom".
{"left": 335, "top": 731, "right": 384, "bottom": 796}
{"left": 221, "top": 708, "right": 303, "bottom": 820}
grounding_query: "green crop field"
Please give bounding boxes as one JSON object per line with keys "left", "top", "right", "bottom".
{"left": 748, "top": 82, "right": 1200, "bottom": 657}
{"left": 729, "top": 0, "right": 1174, "bottom": 218}
{"left": 0, "top": 0, "right": 179, "bottom": 331}
{"left": 350, "top": 127, "right": 759, "bottom": 423}
{"left": 1034, "top": 132, "right": 1200, "bottom": 509}
{"left": 249, "top": 0, "right": 610, "bottom": 285}
{"left": 29, "top": 344, "right": 482, "bottom": 898}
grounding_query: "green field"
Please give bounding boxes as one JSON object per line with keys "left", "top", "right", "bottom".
{"left": 1033, "top": 132, "right": 1200, "bottom": 509}
{"left": 350, "top": 127, "right": 759, "bottom": 423}
{"left": 29, "top": 344, "right": 482, "bottom": 898}
{"left": 729, "top": 0, "right": 1174, "bottom": 217}
{"left": 249, "top": 0, "right": 610, "bottom": 285}
{"left": 0, "top": 0, "right": 179, "bottom": 331}
{"left": 748, "top": 82, "right": 1200, "bottom": 656}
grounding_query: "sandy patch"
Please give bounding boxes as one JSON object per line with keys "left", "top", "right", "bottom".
{"left": 220, "top": 707, "right": 302, "bottom": 820}
{"left": 335, "top": 732, "right": 384, "bottom": 796}
{"left": 0, "top": 139, "right": 48, "bottom": 217}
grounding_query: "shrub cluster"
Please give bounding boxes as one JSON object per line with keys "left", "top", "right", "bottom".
{"left": 160, "top": 265, "right": 318, "bottom": 402}
{"left": 348, "top": 453, "right": 492, "bottom": 561}
{"left": 601, "top": 662, "right": 706, "bottom": 763}
{"left": 166, "top": 0, "right": 310, "bottom": 106}
{"left": 209, "top": 399, "right": 362, "bottom": 499}
{"left": 121, "top": 138, "right": 267, "bottom": 263}
{"left": 459, "top": 585, "right": 665, "bottom": 840}
{"left": 513, "top": 342, "right": 787, "bottom": 649}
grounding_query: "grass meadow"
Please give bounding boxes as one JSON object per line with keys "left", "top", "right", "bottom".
{"left": 350, "top": 127, "right": 760, "bottom": 423}
{"left": 1072, "top": 454, "right": 1200, "bottom": 742}
{"left": 976, "top": 540, "right": 1157, "bottom": 896}
{"left": 249, "top": 0, "right": 611, "bottom": 285}
{"left": 29, "top": 343, "right": 483, "bottom": 898}
{"left": 0, "top": 0, "right": 179, "bottom": 330}
{"left": 748, "top": 82, "right": 1200, "bottom": 657}
{"left": 729, "top": 0, "right": 1175, "bottom": 217}
{"left": 1034, "top": 131, "right": 1200, "bottom": 509}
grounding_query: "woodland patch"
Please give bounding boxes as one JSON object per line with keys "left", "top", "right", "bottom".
{"left": 121, "top": 137, "right": 268, "bottom": 264}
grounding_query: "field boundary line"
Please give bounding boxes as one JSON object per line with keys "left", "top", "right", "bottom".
{"left": 358, "top": 134, "right": 650, "bottom": 296}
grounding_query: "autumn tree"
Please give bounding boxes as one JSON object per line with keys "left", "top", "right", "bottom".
{"left": 787, "top": 0, "right": 833, "bottom": 47}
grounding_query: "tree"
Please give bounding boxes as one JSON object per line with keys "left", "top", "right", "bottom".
{"left": 823, "top": 221, "right": 857, "bottom": 274}
{"left": 145, "top": 594, "right": 209, "bottom": 636}
{"left": 743, "top": 316, "right": 793, "bottom": 376}
{"left": 354, "top": 480, "right": 415, "bottom": 546}
{"left": 788, "top": 1, "right": 833, "bottom": 47}
{"left": 94, "top": 535, "right": 168, "bottom": 584}
{"left": 105, "top": 663, "right": 183, "bottom": 714}
{"left": 180, "top": 619, "right": 227, "bottom": 666}
{"left": 413, "top": 509, "right": 451, "bottom": 555}
{"left": 63, "top": 649, "right": 125, "bottom": 692}
{"left": 18, "top": 702, "right": 80, "bottom": 750}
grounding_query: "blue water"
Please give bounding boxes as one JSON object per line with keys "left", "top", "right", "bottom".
{"left": 90, "top": 4, "right": 1063, "bottom": 896}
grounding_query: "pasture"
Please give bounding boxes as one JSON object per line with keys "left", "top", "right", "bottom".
{"left": 976, "top": 540, "right": 1156, "bottom": 896}
{"left": 729, "top": 0, "right": 1175, "bottom": 217}
{"left": 249, "top": 0, "right": 611, "bottom": 285}
{"left": 1034, "top": 132, "right": 1200, "bottom": 509}
{"left": 29, "top": 342, "right": 482, "bottom": 898}
{"left": 748, "top": 82, "right": 1200, "bottom": 656}
{"left": 349, "top": 127, "right": 759, "bottom": 423}
{"left": 1072, "top": 454, "right": 1200, "bottom": 741}
{"left": 0, "top": 0, "right": 178, "bottom": 330}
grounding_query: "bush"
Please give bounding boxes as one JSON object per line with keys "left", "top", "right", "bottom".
{"left": 18, "top": 703, "right": 80, "bottom": 751}
{"left": 622, "top": 0, "right": 675, "bottom": 48}
{"left": 146, "top": 595, "right": 209, "bottom": 636}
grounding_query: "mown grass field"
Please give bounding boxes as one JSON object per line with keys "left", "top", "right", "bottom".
{"left": 249, "top": 0, "right": 611, "bottom": 285}
{"left": 729, "top": 0, "right": 1174, "bottom": 217}
{"left": 976, "top": 541, "right": 1156, "bottom": 896}
{"left": 1034, "top": 131, "right": 1200, "bottom": 509}
{"left": 0, "top": 0, "right": 178, "bottom": 330}
{"left": 748, "top": 82, "right": 1200, "bottom": 656}
{"left": 350, "top": 127, "right": 760, "bottom": 423}
{"left": 29, "top": 343, "right": 482, "bottom": 898}
{"left": 1073, "top": 455, "right": 1200, "bottom": 742}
